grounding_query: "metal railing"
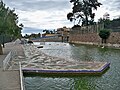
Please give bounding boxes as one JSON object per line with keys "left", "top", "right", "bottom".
{"left": 3, "top": 51, "right": 12, "bottom": 70}
{"left": 3, "top": 50, "right": 17, "bottom": 70}
{"left": 71, "top": 24, "right": 104, "bottom": 34}
{"left": 0, "top": 35, "right": 13, "bottom": 44}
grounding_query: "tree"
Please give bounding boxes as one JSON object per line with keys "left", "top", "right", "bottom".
{"left": 110, "top": 17, "right": 120, "bottom": 28}
{"left": 0, "top": 1, "right": 23, "bottom": 54}
{"left": 43, "top": 29, "right": 51, "bottom": 34}
{"left": 67, "top": 0, "right": 102, "bottom": 26}
{"left": 99, "top": 29, "right": 110, "bottom": 43}
{"left": 0, "top": 1, "right": 23, "bottom": 38}
{"left": 24, "top": 34, "right": 30, "bottom": 39}
{"left": 98, "top": 13, "right": 111, "bottom": 29}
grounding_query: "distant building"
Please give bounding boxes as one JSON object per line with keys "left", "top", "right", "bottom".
{"left": 57, "top": 26, "right": 71, "bottom": 42}
{"left": 57, "top": 26, "right": 70, "bottom": 37}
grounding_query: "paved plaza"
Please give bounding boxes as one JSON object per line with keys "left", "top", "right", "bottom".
{"left": 0, "top": 41, "right": 24, "bottom": 90}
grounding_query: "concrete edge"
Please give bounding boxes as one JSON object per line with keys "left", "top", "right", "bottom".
{"left": 22, "top": 62, "right": 110, "bottom": 75}
{"left": 19, "top": 62, "right": 25, "bottom": 90}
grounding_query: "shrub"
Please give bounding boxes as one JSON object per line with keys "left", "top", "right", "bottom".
{"left": 99, "top": 29, "right": 110, "bottom": 43}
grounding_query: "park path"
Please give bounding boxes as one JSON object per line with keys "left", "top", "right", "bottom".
{"left": 0, "top": 40, "right": 25, "bottom": 90}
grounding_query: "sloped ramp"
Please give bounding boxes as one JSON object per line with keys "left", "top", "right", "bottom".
{"left": 22, "top": 62, "right": 110, "bottom": 76}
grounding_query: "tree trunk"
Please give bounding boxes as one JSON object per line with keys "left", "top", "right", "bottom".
{"left": 61, "top": 36, "right": 63, "bottom": 42}
{"left": 102, "top": 39, "right": 104, "bottom": 44}
{"left": 85, "top": 15, "right": 88, "bottom": 26}
{"left": 101, "top": 39, "right": 107, "bottom": 44}
{"left": 0, "top": 44, "right": 3, "bottom": 55}
{"left": 104, "top": 39, "right": 107, "bottom": 43}
{"left": 2, "top": 43, "right": 5, "bottom": 48}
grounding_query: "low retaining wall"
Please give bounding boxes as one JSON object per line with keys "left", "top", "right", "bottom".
{"left": 69, "top": 33, "right": 100, "bottom": 43}
{"left": 69, "top": 32, "right": 120, "bottom": 44}
{"left": 108, "top": 32, "right": 120, "bottom": 44}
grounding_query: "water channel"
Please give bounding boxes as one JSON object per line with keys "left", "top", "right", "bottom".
{"left": 24, "top": 42, "right": 120, "bottom": 90}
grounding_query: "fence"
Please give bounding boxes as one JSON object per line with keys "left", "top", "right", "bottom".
{"left": 0, "top": 35, "right": 13, "bottom": 44}
{"left": 3, "top": 50, "right": 17, "bottom": 70}
{"left": 111, "top": 28, "right": 120, "bottom": 32}
{"left": 70, "top": 24, "right": 104, "bottom": 34}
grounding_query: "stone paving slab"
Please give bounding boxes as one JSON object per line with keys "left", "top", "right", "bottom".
{"left": 8, "top": 44, "right": 110, "bottom": 75}
{"left": 0, "top": 69, "right": 20, "bottom": 90}
{"left": 0, "top": 55, "right": 6, "bottom": 68}
{"left": 0, "top": 41, "right": 24, "bottom": 90}
{"left": 11, "top": 44, "right": 109, "bottom": 75}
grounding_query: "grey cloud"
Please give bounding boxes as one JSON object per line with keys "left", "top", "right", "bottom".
{"left": 4, "top": 0, "right": 71, "bottom": 11}
{"left": 48, "top": 19, "right": 67, "bottom": 23}
{"left": 102, "top": 0, "right": 120, "bottom": 11}
{"left": 21, "top": 18, "right": 30, "bottom": 22}
{"left": 4, "top": 0, "right": 120, "bottom": 12}
{"left": 22, "top": 27, "right": 43, "bottom": 34}
{"left": 114, "top": 0, "right": 120, "bottom": 10}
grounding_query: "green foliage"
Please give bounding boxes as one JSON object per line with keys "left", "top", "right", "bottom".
{"left": 99, "top": 29, "right": 110, "bottom": 43}
{"left": 23, "top": 33, "right": 42, "bottom": 39}
{"left": 98, "top": 18, "right": 111, "bottom": 28}
{"left": 0, "top": 0, "right": 23, "bottom": 38}
{"left": 43, "top": 29, "right": 55, "bottom": 34}
{"left": 98, "top": 17, "right": 120, "bottom": 30}
{"left": 72, "top": 25, "right": 81, "bottom": 29}
{"left": 67, "top": 0, "right": 102, "bottom": 26}
{"left": 24, "top": 34, "right": 30, "bottom": 39}
{"left": 112, "top": 17, "right": 120, "bottom": 26}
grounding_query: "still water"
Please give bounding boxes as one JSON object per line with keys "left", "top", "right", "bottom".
{"left": 24, "top": 42, "right": 120, "bottom": 90}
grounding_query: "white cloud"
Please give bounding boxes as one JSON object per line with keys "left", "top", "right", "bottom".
{"left": 16, "top": 9, "right": 72, "bottom": 29}
{"left": 3, "top": 0, "right": 120, "bottom": 35}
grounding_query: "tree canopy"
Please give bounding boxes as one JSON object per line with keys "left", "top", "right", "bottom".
{"left": 67, "top": 0, "right": 102, "bottom": 26}
{"left": 98, "top": 16, "right": 120, "bottom": 31}
{"left": 43, "top": 29, "right": 55, "bottom": 34}
{"left": 99, "top": 29, "right": 110, "bottom": 43}
{"left": 0, "top": 0, "right": 23, "bottom": 38}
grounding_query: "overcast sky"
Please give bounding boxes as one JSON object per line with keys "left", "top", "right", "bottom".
{"left": 3, "top": 0, "right": 120, "bottom": 35}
